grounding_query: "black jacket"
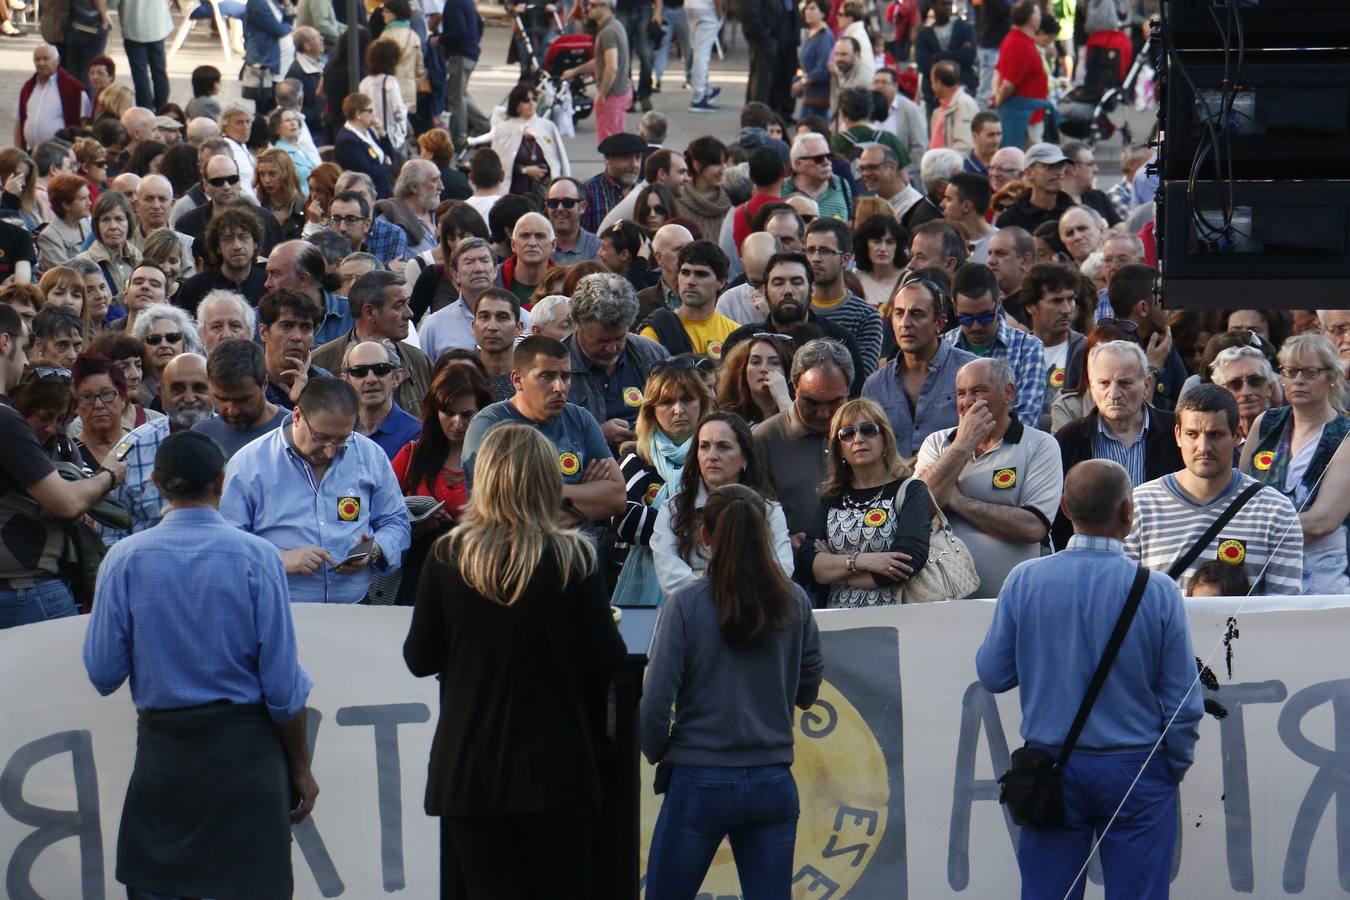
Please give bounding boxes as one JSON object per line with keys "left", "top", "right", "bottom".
{"left": 1051, "top": 405, "right": 1182, "bottom": 548}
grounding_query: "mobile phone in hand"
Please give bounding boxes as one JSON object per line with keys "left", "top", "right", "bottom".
{"left": 341, "top": 539, "right": 372, "bottom": 566}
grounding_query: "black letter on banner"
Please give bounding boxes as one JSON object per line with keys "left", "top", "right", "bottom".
{"left": 823, "top": 806, "right": 879, "bottom": 867}
{"left": 948, "top": 682, "right": 1017, "bottom": 889}
{"left": 1280, "top": 680, "right": 1350, "bottom": 892}
{"left": 336, "top": 703, "right": 432, "bottom": 891}
{"left": 801, "top": 699, "right": 838, "bottom": 739}
{"left": 0, "top": 731, "right": 104, "bottom": 900}
{"left": 792, "top": 864, "right": 841, "bottom": 897}
{"left": 292, "top": 708, "right": 344, "bottom": 896}
{"left": 1207, "top": 680, "right": 1286, "bottom": 891}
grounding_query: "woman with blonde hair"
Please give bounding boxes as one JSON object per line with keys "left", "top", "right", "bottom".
{"left": 98, "top": 84, "right": 135, "bottom": 121}
{"left": 403, "top": 423, "right": 625, "bottom": 898}
{"left": 0, "top": 149, "right": 47, "bottom": 230}
{"left": 73, "top": 138, "right": 109, "bottom": 199}
{"left": 612, "top": 365, "right": 716, "bottom": 606}
{"left": 1241, "top": 333, "right": 1350, "bottom": 594}
{"left": 38, "top": 267, "right": 91, "bottom": 335}
{"left": 254, "top": 148, "right": 306, "bottom": 240}
{"left": 808, "top": 398, "right": 934, "bottom": 607}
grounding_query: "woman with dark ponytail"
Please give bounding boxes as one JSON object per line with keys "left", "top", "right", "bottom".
{"left": 641, "top": 482, "right": 824, "bottom": 899}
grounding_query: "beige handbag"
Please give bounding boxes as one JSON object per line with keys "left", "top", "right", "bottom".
{"left": 899, "top": 481, "right": 980, "bottom": 603}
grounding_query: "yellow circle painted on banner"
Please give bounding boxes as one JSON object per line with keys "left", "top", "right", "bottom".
{"left": 639, "top": 680, "right": 888, "bottom": 896}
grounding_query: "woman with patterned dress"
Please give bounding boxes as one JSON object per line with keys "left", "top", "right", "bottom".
{"left": 809, "top": 398, "right": 934, "bottom": 608}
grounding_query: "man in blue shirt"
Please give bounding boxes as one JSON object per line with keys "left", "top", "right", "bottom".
{"left": 976, "top": 459, "right": 1203, "bottom": 900}
{"left": 194, "top": 338, "right": 291, "bottom": 458}
{"left": 462, "top": 335, "right": 626, "bottom": 528}
{"left": 221, "top": 377, "right": 411, "bottom": 603}
{"left": 263, "top": 240, "right": 354, "bottom": 348}
{"left": 340, "top": 339, "right": 421, "bottom": 460}
{"left": 83, "top": 431, "right": 318, "bottom": 899}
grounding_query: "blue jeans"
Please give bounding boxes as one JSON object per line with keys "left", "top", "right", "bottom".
{"left": 654, "top": 6, "right": 690, "bottom": 84}
{"left": 977, "top": 46, "right": 1000, "bottom": 107}
{"left": 123, "top": 38, "right": 170, "bottom": 110}
{"left": 1017, "top": 751, "right": 1179, "bottom": 900}
{"left": 618, "top": 4, "right": 656, "bottom": 99}
{"left": 0, "top": 579, "right": 77, "bottom": 630}
{"left": 646, "top": 764, "right": 798, "bottom": 900}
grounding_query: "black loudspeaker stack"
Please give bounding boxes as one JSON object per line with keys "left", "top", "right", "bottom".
{"left": 1157, "top": 0, "right": 1350, "bottom": 308}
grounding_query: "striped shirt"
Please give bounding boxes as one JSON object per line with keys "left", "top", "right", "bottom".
{"left": 1090, "top": 409, "right": 1150, "bottom": 487}
{"left": 1125, "top": 470, "right": 1303, "bottom": 595}
{"left": 944, "top": 318, "right": 1047, "bottom": 430}
{"left": 810, "top": 292, "right": 883, "bottom": 379}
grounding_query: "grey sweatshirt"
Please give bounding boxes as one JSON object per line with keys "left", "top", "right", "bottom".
{"left": 640, "top": 579, "right": 823, "bottom": 767}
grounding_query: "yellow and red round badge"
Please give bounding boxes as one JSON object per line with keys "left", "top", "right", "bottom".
{"left": 644, "top": 482, "right": 662, "bottom": 505}
{"left": 862, "top": 508, "right": 888, "bottom": 528}
{"left": 1048, "top": 367, "right": 1065, "bottom": 389}
{"left": 706, "top": 340, "right": 724, "bottom": 360}
{"left": 337, "top": 496, "right": 360, "bottom": 521}
{"left": 1253, "top": 450, "right": 1275, "bottom": 471}
{"left": 1218, "top": 539, "right": 1246, "bottom": 565}
{"left": 623, "top": 386, "right": 644, "bottom": 408}
{"left": 993, "top": 467, "right": 1017, "bottom": 489}
{"left": 558, "top": 452, "right": 581, "bottom": 477}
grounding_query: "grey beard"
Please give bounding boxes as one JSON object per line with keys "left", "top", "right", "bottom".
{"left": 168, "top": 403, "right": 213, "bottom": 431}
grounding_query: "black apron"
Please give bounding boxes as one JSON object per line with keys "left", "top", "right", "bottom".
{"left": 118, "top": 702, "right": 294, "bottom": 900}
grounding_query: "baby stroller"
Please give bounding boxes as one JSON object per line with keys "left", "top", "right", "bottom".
{"left": 1058, "top": 36, "right": 1152, "bottom": 147}
{"left": 512, "top": 13, "right": 594, "bottom": 125}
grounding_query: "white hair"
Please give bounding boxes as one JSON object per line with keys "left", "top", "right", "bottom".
{"left": 1089, "top": 339, "right": 1150, "bottom": 378}
{"left": 196, "top": 290, "right": 256, "bottom": 336}
{"left": 921, "top": 148, "right": 964, "bottom": 185}
{"left": 531, "top": 295, "right": 571, "bottom": 329}
{"left": 512, "top": 211, "right": 555, "bottom": 241}
{"left": 130, "top": 302, "right": 205, "bottom": 356}
{"left": 1211, "top": 345, "right": 1276, "bottom": 386}
{"left": 790, "top": 132, "right": 830, "bottom": 163}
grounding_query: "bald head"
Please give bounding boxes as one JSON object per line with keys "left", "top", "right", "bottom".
{"left": 186, "top": 117, "right": 221, "bottom": 145}
{"left": 33, "top": 45, "right": 58, "bottom": 81}
{"left": 651, "top": 223, "right": 694, "bottom": 279}
{"left": 512, "top": 211, "right": 554, "bottom": 241}
{"left": 785, "top": 194, "right": 820, "bottom": 219}
{"left": 162, "top": 352, "right": 207, "bottom": 383}
{"left": 741, "top": 232, "right": 782, "bottom": 283}
{"left": 135, "top": 174, "right": 174, "bottom": 230}
{"left": 110, "top": 172, "right": 142, "bottom": 196}
{"left": 122, "top": 107, "right": 156, "bottom": 143}
{"left": 989, "top": 146, "right": 1026, "bottom": 191}
{"left": 1061, "top": 460, "right": 1133, "bottom": 537}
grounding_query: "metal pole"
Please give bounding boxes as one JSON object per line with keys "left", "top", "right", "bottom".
{"left": 346, "top": 0, "right": 360, "bottom": 99}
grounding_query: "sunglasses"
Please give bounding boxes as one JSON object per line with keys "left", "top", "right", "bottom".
{"left": 546, "top": 198, "right": 580, "bottom": 209}
{"left": 1096, "top": 317, "right": 1140, "bottom": 334}
{"left": 345, "top": 363, "right": 397, "bottom": 378}
{"left": 206, "top": 174, "right": 241, "bottom": 187}
{"left": 1223, "top": 374, "right": 1268, "bottom": 391}
{"left": 751, "top": 332, "right": 795, "bottom": 343}
{"left": 144, "top": 332, "right": 183, "bottom": 346}
{"left": 652, "top": 355, "right": 715, "bottom": 374}
{"left": 31, "top": 365, "right": 72, "bottom": 380}
{"left": 957, "top": 310, "right": 998, "bottom": 327}
{"left": 838, "top": 421, "right": 882, "bottom": 442}
{"left": 800, "top": 153, "right": 831, "bottom": 164}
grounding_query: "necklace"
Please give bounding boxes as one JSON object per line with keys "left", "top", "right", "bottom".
{"left": 840, "top": 482, "right": 887, "bottom": 510}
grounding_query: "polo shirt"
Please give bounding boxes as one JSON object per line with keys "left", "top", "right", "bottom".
{"left": 552, "top": 229, "right": 602, "bottom": 265}
{"left": 916, "top": 417, "right": 1064, "bottom": 596}
{"left": 995, "top": 27, "right": 1048, "bottom": 122}
{"left": 366, "top": 402, "right": 423, "bottom": 460}
{"left": 193, "top": 407, "right": 290, "bottom": 458}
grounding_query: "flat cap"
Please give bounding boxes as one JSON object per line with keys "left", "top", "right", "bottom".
{"left": 596, "top": 132, "right": 646, "bottom": 156}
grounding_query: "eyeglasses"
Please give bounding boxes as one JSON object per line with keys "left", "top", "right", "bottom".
{"left": 837, "top": 421, "right": 881, "bottom": 442}
{"left": 1223, "top": 374, "right": 1268, "bottom": 392}
{"left": 345, "top": 363, "right": 397, "bottom": 378}
{"left": 1327, "top": 324, "right": 1350, "bottom": 340}
{"left": 546, "top": 198, "right": 580, "bottom": 209}
{"left": 303, "top": 419, "right": 352, "bottom": 447}
{"left": 1279, "top": 365, "right": 1331, "bottom": 381}
{"left": 144, "top": 332, "right": 183, "bottom": 346}
{"left": 800, "top": 153, "right": 831, "bottom": 164}
{"left": 1095, "top": 317, "right": 1140, "bottom": 334}
{"left": 858, "top": 163, "right": 893, "bottom": 174}
{"left": 652, "top": 355, "right": 716, "bottom": 374}
{"left": 957, "top": 310, "right": 998, "bottom": 327}
{"left": 206, "top": 174, "right": 241, "bottom": 187}
{"left": 329, "top": 215, "right": 368, "bottom": 226}
{"left": 804, "top": 246, "right": 844, "bottom": 258}
{"left": 75, "top": 388, "right": 119, "bottom": 406}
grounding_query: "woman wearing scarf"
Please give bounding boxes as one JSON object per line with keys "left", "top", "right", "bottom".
{"left": 612, "top": 365, "right": 714, "bottom": 606}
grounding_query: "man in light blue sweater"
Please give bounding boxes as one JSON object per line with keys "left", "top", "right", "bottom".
{"left": 976, "top": 458, "right": 1203, "bottom": 900}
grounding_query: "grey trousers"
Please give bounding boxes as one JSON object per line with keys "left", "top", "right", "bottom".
{"left": 444, "top": 54, "right": 490, "bottom": 149}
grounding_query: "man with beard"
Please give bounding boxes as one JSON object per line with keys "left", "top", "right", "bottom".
{"left": 859, "top": 144, "right": 924, "bottom": 221}
{"left": 375, "top": 160, "right": 442, "bottom": 256}
{"left": 340, "top": 339, "right": 421, "bottom": 460}
{"left": 723, "top": 252, "right": 866, "bottom": 395}
{"left": 133, "top": 174, "right": 196, "bottom": 280}
{"left": 102, "top": 352, "right": 215, "bottom": 543}
{"left": 828, "top": 37, "right": 872, "bottom": 112}
{"left": 874, "top": 67, "right": 927, "bottom": 184}
{"left": 174, "top": 205, "right": 269, "bottom": 313}
{"left": 864, "top": 273, "right": 977, "bottom": 458}
{"left": 194, "top": 338, "right": 289, "bottom": 458}
{"left": 638, "top": 241, "right": 741, "bottom": 360}
{"left": 804, "top": 217, "right": 883, "bottom": 379}
{"left": 581, "top": 133, "right": 644, "bottom": 233}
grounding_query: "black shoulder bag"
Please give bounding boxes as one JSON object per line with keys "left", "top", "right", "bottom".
{"left": 1165, "top": 482, "right": 1262, "bottom": 581}
{"left": 998, "top": 564, "right": 1150, "bottom": 828}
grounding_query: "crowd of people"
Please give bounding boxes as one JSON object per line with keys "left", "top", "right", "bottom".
{"left": 0, "top": 0, "right": 1337, "bottom": 897}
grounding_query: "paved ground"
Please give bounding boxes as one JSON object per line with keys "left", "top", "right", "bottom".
{"left": 0, "top": 14, "right": 1151, "bottom": 182}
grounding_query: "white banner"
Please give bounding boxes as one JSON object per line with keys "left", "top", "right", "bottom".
{"left": 3, "top": 600, "right": 1350, "bottom": 898}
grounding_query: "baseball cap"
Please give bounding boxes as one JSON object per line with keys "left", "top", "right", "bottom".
{"left": 1024, "top": 143, "right": 1069, "bottom": 167}
{"left": 153, "top": 115, "right": 185, "bottom": 131}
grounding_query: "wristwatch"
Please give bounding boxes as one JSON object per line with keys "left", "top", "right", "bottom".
{"left": 367, "top": 542, "right": 383, "bottom": 566}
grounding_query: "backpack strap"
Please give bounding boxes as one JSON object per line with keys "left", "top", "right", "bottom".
{"left": 638, "top": 307, "right": 694, "bottom": 357}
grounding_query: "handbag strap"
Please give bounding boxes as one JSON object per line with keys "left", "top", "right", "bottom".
{"left": 1056, "top": 564, "right": 1150, "bottom": 768}
{"left": 1165, "top": 482, "right": 1262, "bottom": 581}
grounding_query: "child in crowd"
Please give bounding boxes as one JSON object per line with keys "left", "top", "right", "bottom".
{"left": 185, "top": 66, "right": 223, "bottom": 122}
{"left": 1187, "top": 560, "right": 1252, "bottom": 598}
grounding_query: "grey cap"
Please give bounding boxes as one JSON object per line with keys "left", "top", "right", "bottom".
{"left": 152, "top": 115, "right": 184, "bottom": 131}
{"left": 1024, "top": 142, "right": 1069, "bottom": 167}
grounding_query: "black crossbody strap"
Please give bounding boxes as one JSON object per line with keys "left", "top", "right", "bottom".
{"left": 1166, "top": 482, "right": 1262, "bottom": 581}
{"left": 1055, "top": 564, "right": 1150, "bottom": 768}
